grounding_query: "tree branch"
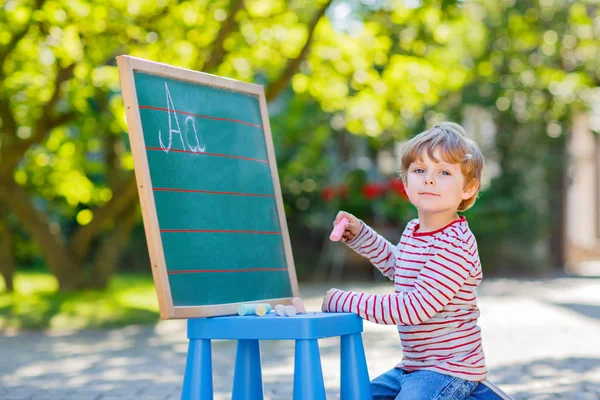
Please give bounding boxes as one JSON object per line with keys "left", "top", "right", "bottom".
{"left": 70, "top": 173, "right": 138, "bottom": 264}
{"left": 67, "top": 82, "right": 139, "bottom": 265}
{"left": 0, "top": 0, "right": 46, "bottom": 77}
{"left": 197, "top": 0, "right": 245, "bottom": 73}
{"left": 50, "top": 110, "right": 77, "bottom": 128}
{"left": 89, "top": 200, "right": 138, "bottom": 288}
{"left": 0, "top": 1, "right": 45, "bottom": 160}
{"left": 33, "top": 63, "right": 76, "bottom": 138}
{"left": 105, "top": 134, "right": 122, "bottom": 189}
{"left": 0, "top": 63, "right": 76, "bottom": 176}
{"left": 0, "top": 90, "right": 17, "bottom": 139}
{"left": 0, "top": 204, "right": 16, "bottom": 292}
{"left": 265, "top": 0, "right": 333, "bottom": 102}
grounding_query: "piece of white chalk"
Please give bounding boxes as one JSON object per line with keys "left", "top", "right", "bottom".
{"left": 291, "top": 297, "right": 306, "bottom": 313}
{"left": 330, "top": 217, "right": 349, "bottom": 241}
{"left": 274, "top": 304, "right": 286, "bottom": 316}
{"left": 285, "top": 305, "right": 297, "bottom": 317}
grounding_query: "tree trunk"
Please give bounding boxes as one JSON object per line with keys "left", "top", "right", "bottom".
{"left": 198, "top": 0, "right": 245, "bottom": 73}
{"left": 548, "top": 131, "right": 568, "bottom": 270}
{"left": 0, "top": 206, "right": 15, "bottom": 292}
{"left": 89, "top": 202, "right": 138, "bottom": 289}
{"left": 0, "top": 178, "right": 83, "bottom": 290}
{"left": 265, "top": 0, "right": 333, "bottom": 102}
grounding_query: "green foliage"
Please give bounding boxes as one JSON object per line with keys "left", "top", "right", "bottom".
{"left": 452, "top": 0, "right": 599, "bottom": 273}
{"left": 0, "top": 0, "right": 346, "bottom": 287}
{"left": 1, "top": 0, "right": 599, "bottom": 286}
{"left": 293, "top": 2, "right": 488, "bottom": 138}
{"left": 0, "top": 0, "right": 338, "bottom": 231}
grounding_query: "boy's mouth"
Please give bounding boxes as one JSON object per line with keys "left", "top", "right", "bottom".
{"left": 419, "top": 192, "right": 440, "bottom": 196}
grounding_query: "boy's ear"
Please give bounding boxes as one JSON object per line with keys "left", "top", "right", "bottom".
{"left": 462, "top": 179, "right": 479, "bottom": 200}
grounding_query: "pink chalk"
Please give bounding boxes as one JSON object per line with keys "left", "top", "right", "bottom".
{"left": 291, "top": 297, "right": 306, "bottom": 313}
{"left": 330, "top": 217, "right": 349, "bottom": 241}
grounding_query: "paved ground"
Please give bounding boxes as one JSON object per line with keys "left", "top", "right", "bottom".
{"left": 2, "top": 275, "right": 600, "bottom": 399}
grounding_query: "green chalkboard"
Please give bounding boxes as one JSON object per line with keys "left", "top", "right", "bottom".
{"left": 117, "top": 56, "right": 299, "bottom": 318}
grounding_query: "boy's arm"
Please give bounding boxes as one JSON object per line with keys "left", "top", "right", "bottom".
{"left": 324, "top": 236, "right": 476, "bottom": 325}
{"left": 344, "top": 221, "right": 396, "bottom": 281}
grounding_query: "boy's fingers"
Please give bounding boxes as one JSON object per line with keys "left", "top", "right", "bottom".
{"left": 334, "top": 213, "right": 348, "bottom": 226}
{"left": 342, "top": 231, "right": 354, "bottom": 242}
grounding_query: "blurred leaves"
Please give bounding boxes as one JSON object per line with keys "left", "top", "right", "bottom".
{"left": 0, "top": 0, "right": 599, "bottom": 286}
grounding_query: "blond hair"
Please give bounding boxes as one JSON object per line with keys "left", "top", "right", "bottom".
{"left": 399, "top": 122, "right": 484, "bottom": 212}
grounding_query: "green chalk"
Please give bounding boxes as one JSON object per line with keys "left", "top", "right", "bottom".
{"left": 237, "top": 303, "right": 272, "bottom": 316}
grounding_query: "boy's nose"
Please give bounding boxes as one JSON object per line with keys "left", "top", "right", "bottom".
{"left": 424, "top": 176, "right": 435, "bottom": 185}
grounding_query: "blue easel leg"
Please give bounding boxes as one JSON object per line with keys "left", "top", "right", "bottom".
{"left": 340, "top": 333, "right": 372, "bottom": 400}
{"left": 181, "top": 339, "right": 213, "bottom": 400}
{"left": 293, "top": 339, "right": 326, "bottom": 400}
{"left": 232, "top": 339, "right": 264, "bottom": 400}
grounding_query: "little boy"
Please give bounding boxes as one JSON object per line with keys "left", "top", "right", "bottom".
{"left": 322, "top": 122, "right": 486, "bottom": 400}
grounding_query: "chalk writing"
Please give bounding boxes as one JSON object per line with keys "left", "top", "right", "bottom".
{"left": 159, "top": 82, "right": 205, "bottom": 153}
{"left": 184, "top": 115, "right": 205, "bottom": 153}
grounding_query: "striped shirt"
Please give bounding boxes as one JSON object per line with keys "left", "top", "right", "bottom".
{"left": 324, "top": 216, "right": 487, "bottom": 381}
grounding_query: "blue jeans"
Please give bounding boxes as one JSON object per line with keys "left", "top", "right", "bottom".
{"left": 371, "top": 368, "right": 477, "bottom": 400}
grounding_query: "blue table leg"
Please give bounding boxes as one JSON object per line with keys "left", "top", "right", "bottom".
{"left": 293, "top": 339, "right": 326, "bottom": 400}
{"left": 182, "top": 339, "right": 213, "bottom": 400}
{"left": 340, "top": 333, "right": 372, "bottom": 400}
{"left": 232, "top": 339, "right": 264, "bottom": 400}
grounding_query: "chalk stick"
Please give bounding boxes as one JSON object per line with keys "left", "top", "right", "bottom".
{"left": 291, "top": 297, "right": 306, "bottom": 313}
{"left": 237, "top": 303, "right": 272, "bottom": 316}
{"left": 274, "top": 304, "right": 286, "bottom": 316}
{"left": 285, "top": 305, "right": 297, "bottom": 317}
{"left": 330, "top": 217, "right": 349, "bottom": 241}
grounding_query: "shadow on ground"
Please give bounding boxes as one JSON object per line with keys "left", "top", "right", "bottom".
{"left": 489, "top": 357, "right": 600, "bottom": 399}
{"left": 555, "top": 303, "right": 600, "bottom": 322}
{"left": 2, "top": 326, "right": 600, "bottom": 399}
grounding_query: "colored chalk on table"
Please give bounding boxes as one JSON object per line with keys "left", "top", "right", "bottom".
{"left": 291, "top": 297, "right": 306, "bottom": 313}
{"left": 330, "top": 217, "right": 349, "bottom": 241}
{"left": 274, "top": 304, "right": 286, "bottom": 316}
{"left": 237, "top": 303, "right": 272, "bottom": 316}
{"left": 285, "top": 305, "right": 297, "bottom": 317}
{"left": 255, "top": 304, "right": 270, "bottom": 316}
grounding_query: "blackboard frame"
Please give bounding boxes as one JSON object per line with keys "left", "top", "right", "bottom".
{"left": 116, "top": 55, "right": 300, "bottom": 319}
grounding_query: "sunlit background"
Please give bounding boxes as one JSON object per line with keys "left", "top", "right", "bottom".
{"left": 1, "top": 0, "right": 600, "bottom": 398}
{"left": 0, "top": 0, "right": 599, "bottom": 393}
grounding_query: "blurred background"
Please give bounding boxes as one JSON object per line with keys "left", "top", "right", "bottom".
{"left": 0, "top": 0, "right": 599, "bottom": 331}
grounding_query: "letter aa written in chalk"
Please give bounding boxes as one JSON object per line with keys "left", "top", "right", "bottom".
{"left": 158, "top": 82, "right": 205, "bottom": 154}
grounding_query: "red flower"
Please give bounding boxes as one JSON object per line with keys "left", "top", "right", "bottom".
{"left": 321, "top": 179, "right": 409, "bottom": 203}
{"left": 389, "top": 178, "right": 408, "bottom": 200}
{"left": 362, "top": 182, "right": 388, "bottom": 200}
{"left": 321, "top": 185, "right": 350, "bottom": 201}
{"left": 321, "top": 186, "right": 336, "bottom": 202}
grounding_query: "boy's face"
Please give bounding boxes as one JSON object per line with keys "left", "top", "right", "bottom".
{"left": 403, "top": 148, "right": 477, "bottom": 215}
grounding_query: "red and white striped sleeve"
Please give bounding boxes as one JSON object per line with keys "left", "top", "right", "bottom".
{"left": 325, "top": 236, "right": 474, "bottom": 325}
{"left": 344, "top": 221, "right": 396, "bottom": 280}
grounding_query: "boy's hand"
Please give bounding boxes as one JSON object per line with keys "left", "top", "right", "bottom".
{"left": 321, "top": 288, "right": 340, "bottom": 312}
{"left": 333, "top": 211, "right": 362, "bottom": 243}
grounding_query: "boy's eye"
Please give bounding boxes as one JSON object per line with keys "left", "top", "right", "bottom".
{"left": 413, "top": 168, "right": 424, "bottom": 173}
{"left": 440, "top": 170, "right": 451, "bottom": 176}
